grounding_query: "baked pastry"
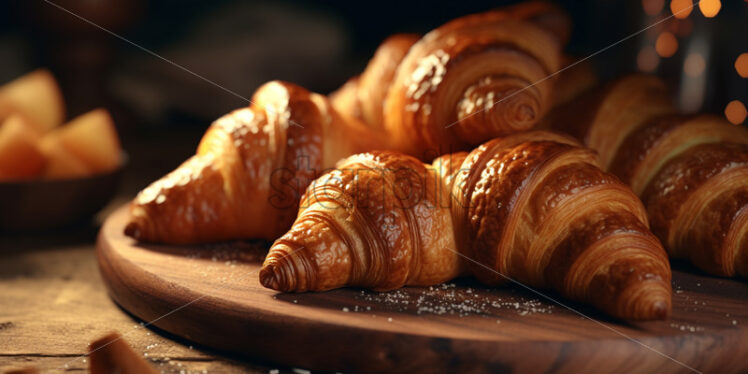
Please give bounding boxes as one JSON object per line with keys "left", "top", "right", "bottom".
{"left": 331, "top": 1, "right": 567, "bottom": 159}
{"left": 124, "top": 3, "right": 570, "bottom": 244}
{"left": 0, "top": 69, "right": 65, "bottom": 132}
{"left": 261, "top": 131, "right": 672, "bottom": 320}
{"left": 329, "top": 33, "right": 420, "bottom": 131}
{"left": 125, "top": 81, "right": 385, "bottom": 244}
{"left": 0, "top": 115, "right": 46, "bottom": 179}
{"left": 546, "top": 74, "right": 748, "bottom": 277}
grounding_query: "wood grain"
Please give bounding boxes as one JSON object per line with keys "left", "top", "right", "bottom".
{"left": 98, "top": 205, "right": 748, "bottom": 374}
{"left": 0, "top": 209, "right": 271, "bottom": 374}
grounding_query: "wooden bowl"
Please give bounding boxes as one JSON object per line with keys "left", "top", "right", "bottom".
{"left": 0, "top": 161, "right": 124, "bottom": 231}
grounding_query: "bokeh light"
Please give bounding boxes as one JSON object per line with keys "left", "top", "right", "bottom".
{"left": 736, "top": 53, "right": 748, "bottom": 78}
{"left": 669, "top": 18, "right": 693, "bottom": 37}
{"left": 670, "top": 0, "right": 693, "bottom": 18}
{"left": 637, "top": 47, "right": 660, "bottom": 72}
{"left": 699, "top": 0, "right": 721, "bottom": 18}
{"left": 655, "top": 31, "right": 678, "bottom": 57}
{"left": 684, "top": 53, "right": 705, "bottom": 77}
{"left": 643, "top": 0, "right": 665, "bottom": 15}
{"left": 725, "top": 100, "right": 748, "bottom": 125}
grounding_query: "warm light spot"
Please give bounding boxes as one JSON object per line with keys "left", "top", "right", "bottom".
{"left": 670, "top": 0, "right": 693, "bottom": 18}
{"left": 655, "top": 31, "right": 678, "bottom": 57}
{"left": 699, "top": 0, "right": 721, "bottom": 18}
{"left": 736, "top": 53, "right": 748, "bottom": 78}
{"left": 643, "top": 0, "right": 665, "bottom": 15}
{"left": 725, "top": 100, "right": 747, "bottom": 125}
{"left": 684, "top": 53, "right": 706, "bottom": 77}
{"left": 637, "top": 47, "right": 660, "bottom": 72}
{"left": 669, "top": 18, "right": 693, "bottom": 37}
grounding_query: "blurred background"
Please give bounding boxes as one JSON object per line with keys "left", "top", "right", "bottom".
{"left": 0, "top": 0, "right": 746, "bottom": 195}
{"left": 0, "top": 3, "right": 745, "bottom": 371}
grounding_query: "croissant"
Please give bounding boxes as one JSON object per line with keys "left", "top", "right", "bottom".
{"left": 125, "top": 81, "right": 385, "bottom": 244}
{"left": 261, "top": 131, "right": 672, "bottom": 320}
{"left": 329, "top": 33, "right": 420, "bottom": 131}
{"left": 547, "top": 74, "right": 748, "bottom": 278}
{"left": 330, "top": 1, "right": 567, "bottom": 157}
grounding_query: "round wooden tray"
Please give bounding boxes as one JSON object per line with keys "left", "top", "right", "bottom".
{"left": 97, "top": 205, "right": 748, "bottom": 373}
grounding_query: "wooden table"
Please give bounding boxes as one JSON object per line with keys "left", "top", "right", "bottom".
{"left": 0, "top": 129, "right": 283, "bottom": 373}
{"left": 0, "top": 198, "right": 282, "bottom": 374}
{"left": 3, "top": 129, "right": 747, "bottom": 373}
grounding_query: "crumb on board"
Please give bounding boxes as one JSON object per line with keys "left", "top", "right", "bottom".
{"left": 669, "top": 323, "right": 705, "bottom": 333}
{"left": 347, "top": 283, "right": 554, "bottom": 318}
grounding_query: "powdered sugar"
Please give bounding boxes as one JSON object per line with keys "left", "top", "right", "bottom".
{"left": 350, "top": 282, "right": 554, "bottom": 318}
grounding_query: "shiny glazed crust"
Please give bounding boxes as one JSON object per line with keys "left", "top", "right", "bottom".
{"left": 261, "top": 131, "right": 672, "bottom": 321}
{"left": 548, "top": 74, "right": 748, "bottom": 278}
{"left": 125, "top": 81, "right": 384, "bottom": 244}
{"left": 330, "top": 1, "right": 567, "bottom": 159}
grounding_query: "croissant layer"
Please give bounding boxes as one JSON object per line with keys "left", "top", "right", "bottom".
{"left": 126, "top": 81, "right": 384, "bottom": 244}
{"left": 330, "top": 2, "right": 567, "bottom": 159}
{"left": 383, "top": 19, "right": 561, "bottom": 158}
{"left": 262, "top": 131, "right": 672, "bottom": 321}
{"left": 547, "top": 74, "right": 748, "bottom": 277}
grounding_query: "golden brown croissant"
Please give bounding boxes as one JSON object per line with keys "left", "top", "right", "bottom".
{"left": 547, "top": 74, "right": 748, "bottom": 277}
{"left": 125, "top": 81, "right": 385, "bottom": 244}
{"left": 329, "top": 33, "right": 420, "bottom": 131}
{"left": 330, "top": 2, "right": 567, "bottom": 158}
{"left": 384, "top": 18, "right": 561, "bottom": 157}
{"left": 261, "top": 131, "right": 672, "bottom": 320}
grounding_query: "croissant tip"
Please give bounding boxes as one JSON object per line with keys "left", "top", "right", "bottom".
{"left": 123, "top": 221, "right": 141, "bottom": 239}
{"left": 515, "top": 104, "right": 536, "bottom": 125}
{"left": 651, "top": 299, "right": 670, "bottom": 320}
{"left": 259, "top": 264, "right": 282, "bottom": 291}
{"left": 626, "top": 285, "right": 672, "bottom": 321}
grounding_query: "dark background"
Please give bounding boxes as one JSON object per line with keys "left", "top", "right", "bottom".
{"left": 0, "top": 0, "right": 746, "bottom": 192}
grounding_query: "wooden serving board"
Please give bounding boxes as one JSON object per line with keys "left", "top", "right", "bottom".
{"left": 97, "top": 205, "right": 748, "bottom": 374}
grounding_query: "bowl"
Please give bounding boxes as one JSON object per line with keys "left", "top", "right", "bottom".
{"left": 0, "top": 161, "right": 125, "bottom": 232}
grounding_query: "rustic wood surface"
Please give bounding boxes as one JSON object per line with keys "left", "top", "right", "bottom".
{"left": 0, "top": 128, "right": 294, "bottom": 374}
{"left": 0, "top": 198, "right": 286, "bottom": 374}
{"left": 97, "top": 204, "right": 748, "bottom": 374}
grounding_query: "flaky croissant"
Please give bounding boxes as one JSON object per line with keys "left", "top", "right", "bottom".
{"left": 385, "top": 16, "right": 561, "bottom": 158}
{"left": 329, "top": 33, "right": 420, "bottom": 132}
{"left": 547, "top": 74, "right": 748, "bottom": 278}
{"left": 125, "top": 81, "right": 384, "bottom": 244}
{"left": 330, "top": 1, "right": 566, "bottom": 158}
{"left": 261, "top": 131, "right": 672, "bottom": 321}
